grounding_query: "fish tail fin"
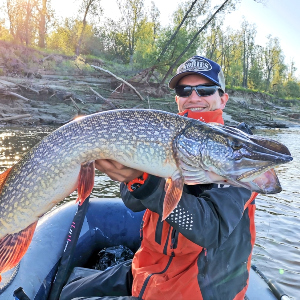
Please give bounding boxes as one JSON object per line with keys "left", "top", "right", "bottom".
{"left": 0, "top": 221, "right": 37, "bottom": 281}
{"left": 162, "top": 177, "right": 184, "bottom": 221}
{"left": 76, "top": 161, "right": 95, "bottom": 205}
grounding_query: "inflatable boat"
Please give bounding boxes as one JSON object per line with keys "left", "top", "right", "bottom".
{"left": 0, "top": 198, "right": 289, "bottom": 300}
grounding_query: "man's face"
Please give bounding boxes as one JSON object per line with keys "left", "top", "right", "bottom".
{"left": 175, "top": 74, "right": 229, "bottom": 113}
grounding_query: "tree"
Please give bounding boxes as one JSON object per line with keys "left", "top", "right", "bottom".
{"left": 116, "top": 0, "right": 145, "bottom": 64}
{"left": 75, "top": 0, "right": 103, "bottom": 55}
{"left": 248, "top": 45, "right": 264, "bottom": 90}
{"left": 133, "top": 1, "right": 161, "bottom": 66}
{"left": 286, "top": 60, "right": 297, "bottom": 82}
{"left": 100, "top": 18, "right": 131, "bottom": 62}
{"left": 154, "top": 0, "right": 199, "bottom": 66}
{"left": 133, "top": 19, "right": 159, "bottom": 68}
{"left": 6, "top": 0, "right": 38, "bottom": 45}
{"left": 149, "top": 0, "right": 160, "bottom": 43}
{"left": 160, "top": 0, "right": 233, "bottom": 86}
{"left": 262, "top": 35, "right": 284, "bottom": 91}
{"left": 240, "top": 20, "right": 256, "bottom": 88}
{"left": 284, "top": 80, "right": 300, "bottom": 98}
{"left": 47, "top": 18, "right": 93, "bottom": 55}
{"left": 202, "top": 20, "right": 223, "bottom": 60}
{"left": 0, "top": 19, "right": 12, "bottom": 40}
{"left": 37, "top": 0, "right": 52, "bottom": 48}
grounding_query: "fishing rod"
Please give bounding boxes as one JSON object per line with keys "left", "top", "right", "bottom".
{"left": 251, "top": 265, "right": 290, "bottom": 300}
{"left": 47, "top": 195, "right": 90, "bottom": 300}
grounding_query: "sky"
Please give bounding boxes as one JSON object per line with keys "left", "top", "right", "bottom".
{"left": 51, "top": 0, "right": 300, "bottom": 78}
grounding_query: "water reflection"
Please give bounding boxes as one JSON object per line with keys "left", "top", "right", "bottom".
{"left": 0, "top": 126, "right": 299, "bottom": 298}
{"left": 0, "top": 127, "right": 53, "bottom": 170}
{"left": 252, "top": 128, "right": 300, "bottom": 299}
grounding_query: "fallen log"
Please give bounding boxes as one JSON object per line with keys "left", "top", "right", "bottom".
{"left": 0, "top": 114, "right": 31, "bottom": 122}
{"left": 18, "top": 84, "right": 40, "bottom": 94}
{"left": 1, "top": 91, "right": 31, "bottom": 102}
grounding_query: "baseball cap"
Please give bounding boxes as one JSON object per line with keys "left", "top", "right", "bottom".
{"left": 168, "top": 56, "right": 225, "bottom": 92}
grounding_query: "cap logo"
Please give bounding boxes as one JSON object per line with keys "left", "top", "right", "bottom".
{"left": 182, "top": 57, "right": 212, "bottom": 72}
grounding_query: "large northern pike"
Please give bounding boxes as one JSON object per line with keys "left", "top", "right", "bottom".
{"left": 0, "top": 109, "right": 293, "bottom": 279}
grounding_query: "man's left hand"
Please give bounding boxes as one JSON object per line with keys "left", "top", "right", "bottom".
{"left": 95, "top": 159, "right": 144, "bottom": 182}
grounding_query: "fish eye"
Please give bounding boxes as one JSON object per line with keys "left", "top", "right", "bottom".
{"left": 232, "top": 142, "right": 243, "bottom": 151}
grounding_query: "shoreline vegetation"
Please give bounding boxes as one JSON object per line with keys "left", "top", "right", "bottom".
{"left": 0, "top": 43, "right": 299, "bottom": 129}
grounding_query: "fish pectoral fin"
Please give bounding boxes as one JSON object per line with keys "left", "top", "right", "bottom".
{"left": 162, "top": 176, "right": 184, "bottom": 221}
{"left": 0, "top": 221, "right": 37, "bottom": 281}
{"left": 77, "top": 161, "right": 95, "bottom": 205}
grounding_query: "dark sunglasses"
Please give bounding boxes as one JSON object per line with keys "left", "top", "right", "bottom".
{"left": 175, "top": 85, "right": 221, "bottom": 97}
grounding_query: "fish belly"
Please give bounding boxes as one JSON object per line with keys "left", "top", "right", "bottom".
{"left": 0, "top": 164, "right": 80, "bottom": 237}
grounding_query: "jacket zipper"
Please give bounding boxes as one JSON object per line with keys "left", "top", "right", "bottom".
{"left": 163, "top": 225, "right": 172, "bottom": 255}
{"left": 138, "top": 226, "right": 177, "bottom": 299}
{"left": 140, "top": 220, "right": 144, "bottom": 241}
{"left": 202, "top": 248, "right": 217, "bottom": 299}
{"left": 170, "top": 228, "right": 178, "bottom": 249}
{"left": 138, "top": 251, "right": 175, "bottom": 299}
{"left": 204, "top": 248, "right": 208, "bottom": 274}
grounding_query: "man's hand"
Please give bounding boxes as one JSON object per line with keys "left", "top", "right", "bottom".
{"left": 95, "top": 159, "right": 144, "bottom": 182}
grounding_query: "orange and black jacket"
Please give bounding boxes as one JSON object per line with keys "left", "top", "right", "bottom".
{"left": 120, "top": 124, "right": 257, "bottom": 300}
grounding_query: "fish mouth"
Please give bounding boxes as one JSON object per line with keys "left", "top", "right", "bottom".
{"left": 235, "top": 142, "right": 293, "bottom": 181}
{"left": 253, "top": 169, "right": 282, "bottom": 194}
{"left": 216, "top": 125, "right": 293, "bottom": 182}
{"left": 237, "top": 165, "right": 277, "bottom": 182}
{"left": 236, "top": 169, "right": 283, "bottom": 194}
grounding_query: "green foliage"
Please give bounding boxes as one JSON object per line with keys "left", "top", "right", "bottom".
{"left": 47, "top": 19, "right": 77, "bottom": 55}
{"left": 54, "top": 56, "right": 93, "bottom": 74}
{"left": 47, "top": 18, "right": 98, "bottom": 56}
{"left": 133, "top": 21, "right": 159, "bottom": 68}
{"left": 284, "top": 80, "right": 300, "bottom": 98}
{"left": 152, "top": 25, "right": 200, "bottom": 72}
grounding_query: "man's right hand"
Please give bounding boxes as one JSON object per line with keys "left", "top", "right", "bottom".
{"left": 95, "top": 159, "right": 144, "bottom": 183}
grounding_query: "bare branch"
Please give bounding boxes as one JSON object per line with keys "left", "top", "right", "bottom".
{"left": 65, "top": 97, "right": 81, "bottom": 113}
{"left": 91, "top": 65, "right": 146, "bottom": 102}
{"left": 89, "top": 87, "right": 117, "bottom": 109}
{"left": 160, "top": 0, "right": 231, "bottom": 85}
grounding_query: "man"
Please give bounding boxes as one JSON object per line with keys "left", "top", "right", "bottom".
{"left": 60, "top": 56, "right": 256, "bottom": 300}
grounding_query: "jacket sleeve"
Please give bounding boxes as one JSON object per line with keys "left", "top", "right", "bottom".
{"left": 120, "top": 184, "right": 147, "bottom": 212}
{"left": 121, "top": 175, "right": 252, "bottom": 249}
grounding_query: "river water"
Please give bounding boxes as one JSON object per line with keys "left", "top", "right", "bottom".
{"left": 0, "top": 126, "right": 299, "bottom": 299}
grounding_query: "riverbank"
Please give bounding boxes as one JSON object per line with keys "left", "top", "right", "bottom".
{"left": 1, "top": 41, "right": 299, "bottom": 128}
{"left": 0, "top": 74, "right": 299, "bottom": 129}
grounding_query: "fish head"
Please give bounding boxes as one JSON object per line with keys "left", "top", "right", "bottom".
{"left": 175, "top": 120, "right": 293, "bottom": 193}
